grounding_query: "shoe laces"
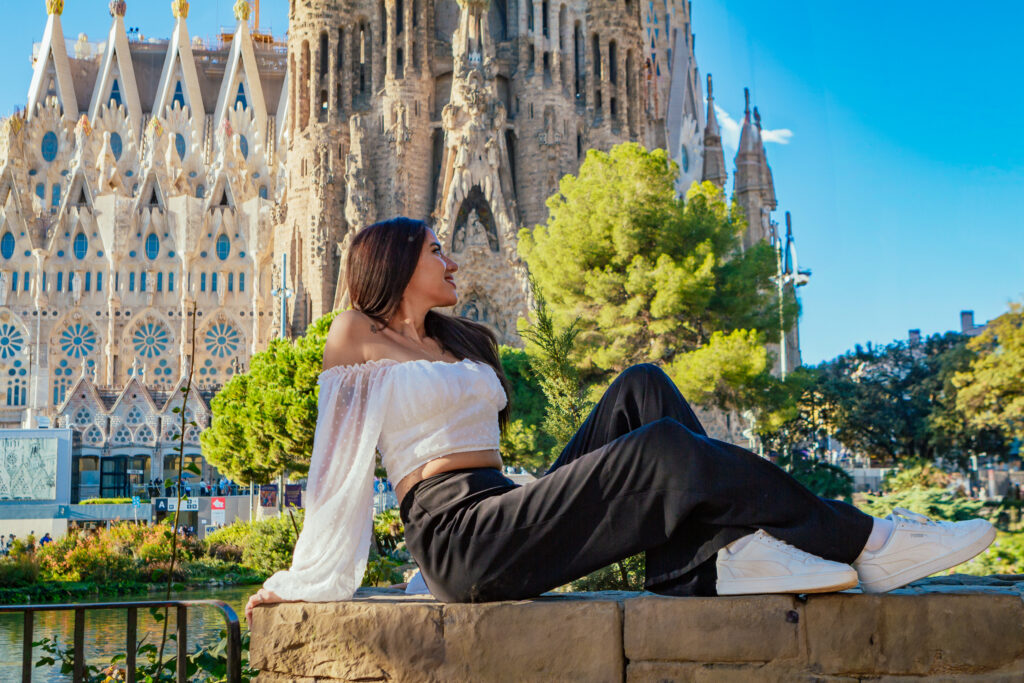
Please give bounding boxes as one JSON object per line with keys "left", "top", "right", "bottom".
{"left": 890, "top": 507, "right": 941, "bottom": 527}
{"left": 751, "top": 530, "right": 803, "bottom": 557}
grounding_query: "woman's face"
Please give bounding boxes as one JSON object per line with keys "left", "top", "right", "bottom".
{"left": 404, "top": 228, "right": 459, "bottom": 309}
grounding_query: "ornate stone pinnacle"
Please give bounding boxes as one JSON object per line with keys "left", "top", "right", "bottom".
{"left": 75, "top": 114, "right": 92, "bottom": 137}
{"left": 45, "top": 0, "right": 64, "bottom": 16}
{"left": 233, "top": 0, "right": 251, "bottom": 22}
{"left": 109, "top": 0, "right": 127, "bottom": 18}
{"left": 171, "top": 0, "right": 189, "bottom": 19}
{"left": 147, "top": 116, "right": 164, "bottom": 139}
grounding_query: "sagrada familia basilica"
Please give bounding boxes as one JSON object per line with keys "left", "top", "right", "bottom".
{"left": 0, "top": 0, "right": 797, "bottom": 498}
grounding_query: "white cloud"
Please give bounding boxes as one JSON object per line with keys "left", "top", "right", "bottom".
{"left": 761, "top": 128, "right": 794, "bottom": 145}
{"left": 713, "top": 104, "right": 793, "bottom": 153}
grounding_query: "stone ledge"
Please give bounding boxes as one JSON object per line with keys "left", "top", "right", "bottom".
{"left": 251, "top": 575, "right": 1024, "bottom": 682}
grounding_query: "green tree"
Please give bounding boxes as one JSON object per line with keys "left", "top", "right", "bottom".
{"left": 202, "top": 313, "right": 338, "bottom": 483}
{"left": 802, "top": 332, "right": 1007, "bottom": 466}
{"left": 954, "top": 301, "right": 1024, "bottom": 442}
{"left": 518, "top": 142, "right": 795, "bottom": 413}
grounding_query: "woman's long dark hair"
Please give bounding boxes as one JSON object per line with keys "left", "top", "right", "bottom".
{"left": 345, "top": 217, "right": 512, "bottom": 434}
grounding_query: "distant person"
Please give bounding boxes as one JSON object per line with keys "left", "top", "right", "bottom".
{"left": 39, "top": 533, "right": 53, "bottom": 546}
{"left": 247, "top": 217, "right": 996, "bottom": 618}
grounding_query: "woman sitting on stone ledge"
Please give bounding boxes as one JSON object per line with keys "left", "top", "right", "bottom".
{"left": 245, "top": 217, "right": 995, "bottom": 618}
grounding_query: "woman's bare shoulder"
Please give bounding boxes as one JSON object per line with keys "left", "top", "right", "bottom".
{"left": 323, "top": 310, "right": 380, "bottom": 368}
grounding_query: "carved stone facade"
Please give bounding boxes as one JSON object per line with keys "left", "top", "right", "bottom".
{"left": 0, "top": 1, "right": 284, "bottom": 492}
{"left": 277, "top": 0, "right": 727, "bottom": 344}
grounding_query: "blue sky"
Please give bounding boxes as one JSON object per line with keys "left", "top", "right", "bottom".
{"left": 1, "top": 1, "right": 1020, "bottom": 365}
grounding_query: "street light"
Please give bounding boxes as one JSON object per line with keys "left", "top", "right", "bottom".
{"left": 768, "top": 211, "right": 811, "bottom": 380}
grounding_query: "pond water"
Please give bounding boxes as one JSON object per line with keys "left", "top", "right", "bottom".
{"left": 0, "top": 584, "right": 258, "bottom": 682}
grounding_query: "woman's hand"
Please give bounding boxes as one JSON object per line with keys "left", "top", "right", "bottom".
{"left": 245, "top": 587, "right": 287, "bottom": 623}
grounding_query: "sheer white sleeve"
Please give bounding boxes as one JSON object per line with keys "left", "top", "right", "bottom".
{"left": 262, "top": 361, "right": 392, "bottom": 602}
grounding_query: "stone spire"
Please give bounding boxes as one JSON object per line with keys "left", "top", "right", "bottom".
{"left": 171, "top": 0, "right": 189, "bottom": 19}
{"left": 733, "top": 88, "right": 768, "bottom": 249}
{"left": 108, "top": 0, "right": 126, "bottom": 17}
{"left": 701, "top": 73, "right": 727, "bottom": 189}
{"left": 27, "top": 0, "right": 79, "bottom": 119}
{"left": 753, "top": 106, "right": 777, "bottom": 212}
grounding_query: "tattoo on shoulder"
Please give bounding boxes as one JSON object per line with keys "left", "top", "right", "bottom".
{"left": 369, "top": 322, "right": 382, "bottom": 334}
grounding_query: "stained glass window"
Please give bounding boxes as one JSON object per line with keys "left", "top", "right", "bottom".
{"left": 204, "top": 323, "right": 241, "bottom": 358}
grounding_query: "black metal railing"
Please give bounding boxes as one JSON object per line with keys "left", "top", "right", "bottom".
{"left": 0, "top": 599, "right": 242, "bottom": 683}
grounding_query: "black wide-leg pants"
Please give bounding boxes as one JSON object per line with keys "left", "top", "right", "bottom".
{"left": 399, "top": 363, "right": 873, "bottom": 602}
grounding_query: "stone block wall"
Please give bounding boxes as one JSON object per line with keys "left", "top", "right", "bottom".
{"left": 251, "top": 575, "right": 1024, "bottom": 682}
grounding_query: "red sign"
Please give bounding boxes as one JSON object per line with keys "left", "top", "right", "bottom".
{"left": 211, "top": 497, "right": 226, "bottom": 510}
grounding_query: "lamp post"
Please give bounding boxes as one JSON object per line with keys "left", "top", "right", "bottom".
{"left": 270, "top": 253, "right": 294, "bottom": 340}
{"left": 768, "top": 211, "right": 811, "bottom": 380}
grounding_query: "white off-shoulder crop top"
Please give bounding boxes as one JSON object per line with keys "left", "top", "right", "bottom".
{"left": 262, "top": 357, "right": 507, "bottom": 602}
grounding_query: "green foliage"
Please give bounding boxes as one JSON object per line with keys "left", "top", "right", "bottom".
{"left": 777, "top": 332, "right": 1009, "bottom": 466}
{"left": 33, "top": 621, "right": 258, "bottom": 683}
{"left": 78, "top": 497, "right": 148, "bottom": 505}
{"left": 498, "top": 345, "right": 559, "bottom": 473}
{"left": 373, "top": 508, "right": 405, "bottom": 554}
{"left": 518, "top": 143, "right": 794, "bottom": 414}
{"left": 777, "top": 450, "right": 854, "bottom": 501}
{"left": 517, "top": 271, "right": 594, "bottom": 453}
{"left": 567, "top": 553, "right": 646, "bottom": 592}
{"left": 202, "top": 313, "right": 339, "bottom": 484}
{"left": 882, "top": 461, "right": 952, "bottom": 494}
{"left": 954, "top": 301, "right": 1024, "bottom": 442}
{"left": 857, "top": 487, "right": 984, "bottom": 522}
{"left": 951, "top": 531, "right": 1024, "bottom": 576}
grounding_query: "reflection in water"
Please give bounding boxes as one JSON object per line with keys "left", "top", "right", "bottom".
{"left": 0, "top": 584, "right": 258, "bottom": 682}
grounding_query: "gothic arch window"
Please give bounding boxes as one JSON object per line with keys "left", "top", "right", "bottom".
{"left": 146, "top": 233, "right": 159, "bottom": 260}
{"left": 83, "top": 425, "right": 103, "bottom": 446}
{"left": 52, "top": 359, "right": 78, "bottom": 406}
{"left": 5, "top": 358, "right": 27, "bottom": 407}
{"left": 109, "top": 79, "right": 122, "bottom": 107}
{"left": 234, "top": 82, "right": 247, "bottom": 110}
{"left": 175, "top": 133, "right": 186, "bottom": 160}
{"left": 73, "top": 406, "right": 93, "bottom": 426}
{"left": 172, "top": 81, "right": 186, "bottom": 109}
{"left": 125, "top": 405, "right": 145, "bottom": 426}
{"left": 451, "top": 186, "right": 500, "bottom": 253}
{"left": 319, "top": 31, "right": 329, "bottom": 76}
{"left": 0, "top": 232, "right": 13, "bottom": 259}
{"left": 73, "top": 232, "right": 88, "bottom": 259}
{"left": 184, "top": 425, "right": 200, "bottom": 444}
{"left": 112, "top": 425, "right": 132, "bottom": 445}
{"left": 239, "top": 135, "right": 249, "bottom": 159}
{"left": 216, "top": 234, "right": 231, "bottom": 261}
{"left": 136, "top": 424, "right": 155, "bottom": 445}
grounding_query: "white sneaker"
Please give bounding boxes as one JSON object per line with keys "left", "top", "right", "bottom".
{"left": 716, "top": 529, "right": 859, "bottom": 595}
{"left": 853, "top": 508, "right": 996, "bottom": 593}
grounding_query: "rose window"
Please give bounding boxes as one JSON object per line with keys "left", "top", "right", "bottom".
{"left": 59, "top": 323, "right": 97, "bottom": 358}
{"left": 0, "top": 324, "right": 25, "bottom": 360}
{"left": 204, "top": 323, "right": 240, "bottom": 358}
{"left": 132, "top": 322, "right": 170, "bottom": 359}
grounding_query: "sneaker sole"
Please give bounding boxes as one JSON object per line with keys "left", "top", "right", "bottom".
{"left": 858, "top": 523, "right": 997, "bottom": 594}
{"left": 717, "top": 569, "right": 859, "bottom": 596}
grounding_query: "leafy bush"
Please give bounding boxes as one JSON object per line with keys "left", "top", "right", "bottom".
{"left": 857, "top": 487, "right": 984, "bottom": 522}
{"left": 78, "top": 497, "right": 148, "bottom": 505}
{"left": 0, "top": 552, "right": 39, "bottom": 586}
{"left": 882, "top": 461, "right": 952, "bottom": 494}
{"left": 950, "top": 531, "right": 1024, "bottom": 576}
{"left": 778, "top": 450, "right": 854, "bottom": 501}
{"left": 567, "top": 553, "right": 646, "bottom": 592}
